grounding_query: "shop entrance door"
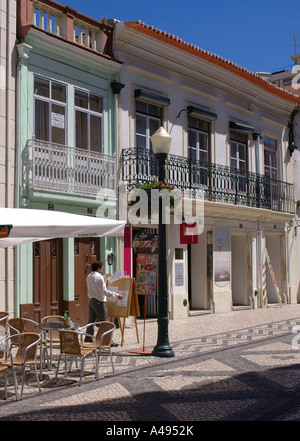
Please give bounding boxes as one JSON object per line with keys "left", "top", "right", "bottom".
{"left": 32, "top": 239, "right": 63, "bottom": 322}
{"left": 74, "top": 238, "right": 100, "bottom": 325}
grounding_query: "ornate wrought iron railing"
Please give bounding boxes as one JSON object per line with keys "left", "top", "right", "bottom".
{"left": 119, "top": 147, "right": 295, "bottom": 214}
{"left": 24, "top": 139, "right": 116, "bottom": 197}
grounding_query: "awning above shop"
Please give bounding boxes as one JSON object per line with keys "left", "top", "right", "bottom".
{"left": 0, "top": 208, "right": 125, "bottom": 248}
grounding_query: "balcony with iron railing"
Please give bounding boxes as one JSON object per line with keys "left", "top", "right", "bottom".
{"left": 119, "top": 147, "right": 295, "bottom": 214}
{"left": 18, "top": 0, "right": 114, "bottom": 57}
{"left": 23, "top": 139, "right": 116, "bottom": 198}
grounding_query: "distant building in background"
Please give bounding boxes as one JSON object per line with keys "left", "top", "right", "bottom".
{"left": 257, "top": 54, "right": 300, "bottom": 94}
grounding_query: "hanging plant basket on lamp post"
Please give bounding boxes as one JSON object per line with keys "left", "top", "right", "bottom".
{"left": 129, "top": 181, "right": 182, "bottom": 211}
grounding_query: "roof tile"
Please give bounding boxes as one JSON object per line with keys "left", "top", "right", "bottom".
{"left": 125, "top": 20, "right": 300, "bottom": 104}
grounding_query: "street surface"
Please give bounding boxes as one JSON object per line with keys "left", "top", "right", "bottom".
{"left": 1, "top": 304, "right": 300, "bottom": 427}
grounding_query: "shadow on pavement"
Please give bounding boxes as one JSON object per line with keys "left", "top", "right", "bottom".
{"left": 1, "top": 363, "right": 300, "bottom": 421}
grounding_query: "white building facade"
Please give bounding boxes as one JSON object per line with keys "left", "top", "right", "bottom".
{"left": 113, "top": 20, "right": 300, "bottom": 318}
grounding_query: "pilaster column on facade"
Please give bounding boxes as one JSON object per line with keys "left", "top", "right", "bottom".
{"left": 285, "top": 220, "right": 298, "bottom": 304}
{"left": 211, "top": 223, "right": 232, "bottom": 314}
{"left": 16, "top": 44, "right": 32, "bottom": 154}
{"left": 100, "top": 236, "right": 117, "bottom": 275}
{"left": 251, "top": 229, "right": 258, "bottom": 309}
{"left": 256, "top": 135, "right": 266, "bottom": 176}
{"left": 63, "top": 238, "right": 75, "bottom": 302}
{"left": 254, "top": 135, "right": 262, "bottom": 175}
{"left": 16, "top": 42, "right": 32, "bottom": 209}
{"left": 16, "top": 242, "right": 34, "bottom": 315}
{"left": 257, "top": 224, "right": 266, "bottom": 308}
{"left": 255, "top": 224, "right": 263, "bottom": 308}
{"left": 169, "top": 222, "right": 189, "bottom": 320}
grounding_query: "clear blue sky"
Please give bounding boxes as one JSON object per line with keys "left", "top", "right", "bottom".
{"left": 64, "top": 0, "right": 300, "bottom": 74}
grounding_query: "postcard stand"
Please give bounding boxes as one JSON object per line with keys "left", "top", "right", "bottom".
{"left": 106, "top": 278, "right": 140, "bottom": 346}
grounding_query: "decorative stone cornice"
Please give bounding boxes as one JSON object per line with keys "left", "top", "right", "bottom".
{"left": 17, "top": 42, "right": 32, "bottom": 63}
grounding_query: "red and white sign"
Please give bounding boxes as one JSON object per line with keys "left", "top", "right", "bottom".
{"left": 180, "top": 222, "right": 198, "bottom": 244}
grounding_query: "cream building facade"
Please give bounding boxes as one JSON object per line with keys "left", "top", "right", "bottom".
{"left": 113, "top": 20, "right": 300, "bottom": 317}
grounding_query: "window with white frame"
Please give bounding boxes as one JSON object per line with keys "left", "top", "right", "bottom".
{"left": 188, "top": 117, "right": 210, "bottom": 163}
{"left": 230, "top": 130, "right": 248, "bottom": 172}
{"left": 75, "top": 89, "right": 103, "bottom": 153}
{"left": 34, "top": 76, "right": 66, "bottom": 145}
{"left": 135, "top": 100, "right": 162, "bottom": 150}
{"left": 187, "top": 117, "right": 210, "bottom": 187}
{"left": 263, "top": 136, "right": 278, "bottom": 179}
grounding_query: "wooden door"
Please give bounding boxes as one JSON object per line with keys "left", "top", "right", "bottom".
{"left": 32, "top": 239, "right": 63, "bottom": 323}
{"left": 74, "top": 238, "right": 100, "bottom": 325}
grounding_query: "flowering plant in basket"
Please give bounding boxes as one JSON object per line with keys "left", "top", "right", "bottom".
{"left": 131, "top": 181, "right": 182, "bottom": 209}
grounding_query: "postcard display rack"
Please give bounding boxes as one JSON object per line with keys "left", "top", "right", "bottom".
{"left": 106, "top": 278, "right": 140, "bottom": 346}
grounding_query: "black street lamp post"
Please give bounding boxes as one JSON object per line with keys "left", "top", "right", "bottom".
{"left": 151, "top": 127, "right": 175, "bottom": 358}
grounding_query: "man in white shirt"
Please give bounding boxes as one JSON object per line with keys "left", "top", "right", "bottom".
{"left": 85, "top": 260, "right": 123, "bottom": 343}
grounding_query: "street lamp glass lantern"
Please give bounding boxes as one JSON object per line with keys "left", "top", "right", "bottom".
{"left": 151, "top": 127, "right": 172, "bottom": 155}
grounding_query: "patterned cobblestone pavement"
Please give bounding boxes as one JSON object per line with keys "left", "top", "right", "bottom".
{"left": 1, "top": 304, "right": 300, "bottom": 423}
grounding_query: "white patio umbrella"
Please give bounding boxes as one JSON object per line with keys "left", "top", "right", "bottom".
{"left": 0, "top": 208, "right": 126, "bottom": 248}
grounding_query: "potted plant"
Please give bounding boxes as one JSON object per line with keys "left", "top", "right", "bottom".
{"left": 129, "top": 180, "right": 182, "bottom": 210}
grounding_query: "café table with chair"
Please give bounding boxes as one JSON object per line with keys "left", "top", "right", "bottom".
{"left": 39, "top": 315, "right": 64, "bottom": 369}
{"left": 39, "top": 316, "right": 79, "bottom": 369}
{"left": 0, "top": 314, "right": 117, "bottom": 400}
{"left": 55, "top": 321, "right": 116, "bottom": 385}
